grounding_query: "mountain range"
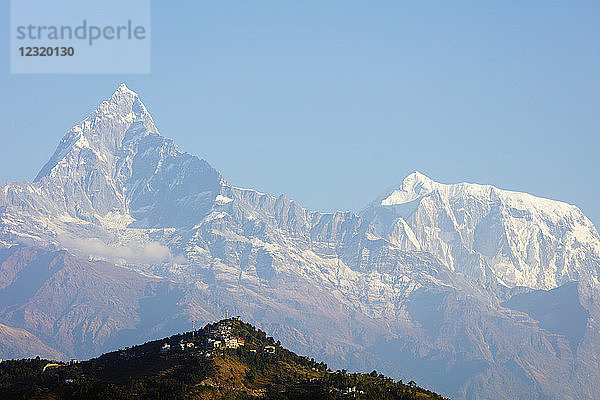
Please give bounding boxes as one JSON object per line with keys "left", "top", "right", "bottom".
{"left": 1, "top": 84, "right": 599, "bottom": 399}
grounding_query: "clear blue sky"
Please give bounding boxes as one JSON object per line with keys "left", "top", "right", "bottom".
{"left": 1, "top": 1, "right": 599, "bottom": 225}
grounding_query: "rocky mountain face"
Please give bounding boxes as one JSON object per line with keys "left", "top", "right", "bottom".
{"left": 1, "top": 85, "right": 599, "bottom": 399}
{"left": 0, "top": 245, "right": 218, "bottom": 359}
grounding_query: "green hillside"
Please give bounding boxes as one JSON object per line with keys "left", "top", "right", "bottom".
{"left": 0, "top": 319, "right": 447, "bottom": 400}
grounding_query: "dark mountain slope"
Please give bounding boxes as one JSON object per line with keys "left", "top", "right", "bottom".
{"left": 0, "top": 318, "right": 446, "bottom": 400}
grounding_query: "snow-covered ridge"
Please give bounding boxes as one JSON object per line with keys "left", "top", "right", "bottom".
{"left": 3, "top": 83, "right": 600, "bottom": 293}
{"left": 365, "top": 171, "right": 600, "bottom": 289}
{"left": 381, "top": 171, "right": 581, "bottom": 220}
{"left": 2, "top": 85, "right": 600, "bottom": 399}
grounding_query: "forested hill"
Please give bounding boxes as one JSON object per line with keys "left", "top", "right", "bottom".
{"left": 0, "top": 319, "right": 447, "bottom": 399}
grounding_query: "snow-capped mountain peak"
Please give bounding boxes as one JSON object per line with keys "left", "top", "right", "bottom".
{"left": 34, "top": 84, "right": 159, "bottom": 183}
{"left": 364, "top": 172, "right": 600, "bottom": 289}
{"left": 2, "top": 83, "right": 224, "bottom": 249}
{"left": 113, "top": 82, "right": 137, "bottom": 98}
{"left": 105, "top": 83, "right": 155, "bottom": 127}
{"left": 380, "top": 171, "right": 436, "bottom": 205}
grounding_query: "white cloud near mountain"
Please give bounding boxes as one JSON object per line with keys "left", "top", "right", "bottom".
{"left": 59, "top": 236, "right": 175, "bottom": 265}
